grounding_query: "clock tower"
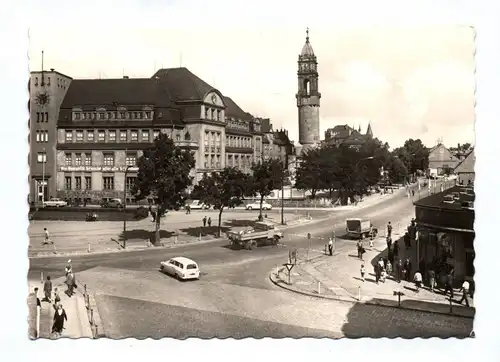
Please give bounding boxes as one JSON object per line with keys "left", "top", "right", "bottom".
{"left": 296, "top": 28, "right": 321, "bottom": 147}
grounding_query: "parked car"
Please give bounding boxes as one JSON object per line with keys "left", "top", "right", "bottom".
{"left": 245, "top": 201, "right": 272, "bottom": 211}
{"left": 43, "top": 198, "right": 68, "bottom": 208}
{"left": 187, "top": 200, "right": 211, "bottom": 210}
{"left": 160, "top": 257, "right": 200, "bottom": 281}
{"left": 101, "top": 198, "right": 123, "bottom": 208}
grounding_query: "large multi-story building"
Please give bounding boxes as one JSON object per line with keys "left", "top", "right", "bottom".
{"left": 28, "top": 67, "right": 270, "bottom": 204}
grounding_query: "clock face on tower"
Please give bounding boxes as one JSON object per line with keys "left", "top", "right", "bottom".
{"left": 35, "top": 91, "right": 50, "bottom": 107}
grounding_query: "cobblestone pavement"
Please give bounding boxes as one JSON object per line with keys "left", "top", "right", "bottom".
{"left": 271, "top": 212, "right": 475, "bottom": 318}
{"left": 80, "top": 266, "right": 472, "bottom": 338}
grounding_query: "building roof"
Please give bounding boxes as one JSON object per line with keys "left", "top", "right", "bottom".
{"left": 60, "top": 78, "right": 173, "bottom": 108}
{"left": 260, "top": 118, "right": 272, "bottom": 133}
{"left": 366, "top": 122, "right": 373, "bottom": 137}
{"left": 300, "top": 28, "right": 315, "bottom": 56}
{"left": 223, "top": 96, "right": 253, "bottom": 120}
{"left": 414, "top": 185, "right": 475, "bottom": 211}
{"left": 454, "top": 149, "right": 475, "bottom": 173}
{"left": 152, "top": 67, "right": 215, "bottom": 102}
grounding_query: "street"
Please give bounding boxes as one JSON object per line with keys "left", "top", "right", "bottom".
{"left": 29, "top": 186, "right": 472, "bottom": 338}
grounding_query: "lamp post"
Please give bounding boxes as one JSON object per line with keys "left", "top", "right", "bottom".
{"left": 41, "top": 147, "right": 46, "bottom": 204}
{"left": 122, "top": 165, "right": 133, "bottom": 248}
{"left": 281, "top": 148, "right": 290, "bottom": 226}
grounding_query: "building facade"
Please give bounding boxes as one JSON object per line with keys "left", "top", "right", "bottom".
{"left": 414, "top": 185, "right": 475, "bottom": 288}
{"left": 324, "top": 123, "right": 374, "bottom": 149}
{"left": 29, "top": 67, "right": 270, "bottom": 204}
{"left": 427, "top": 143, "right": 460, "bottom": 176}
{"left": 454, "top": 149, "right": 475, "bottom": 186}
{"left": 29, "top": 69, "right": 72, "bottom": 203}
{"left": 296, "top": 29, "right": 321, "bottom": 148}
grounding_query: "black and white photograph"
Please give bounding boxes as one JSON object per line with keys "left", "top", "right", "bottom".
{"left": 25, "top": 23, "right": 477, "bottom": 340}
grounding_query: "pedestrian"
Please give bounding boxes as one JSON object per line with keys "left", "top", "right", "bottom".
{"left": 387, "top": 221, "right": 392, "bottom": 238}
{"left": 186, "top": 205, "right": 191, "bottom": 214}
{"left": 396, "top": 259, "right": 402, "bottom": 283}
{"left": 459, "top": 279, "right": 470, "bottom": 307}
{"left": 369, "top": 233, "right": 374, "bottom": 248}
{"left": 51, "top": 304, "right": 67, "bottom": 338}
{"left": 393, "top": 240, "right": 400, "bottom": 258}
{"left": 65, "top": 272, "right": 75, "bottom": 297}
{"left": 404, "top": 231, "right": 410, "bottom": 250}
{"left": 386, "top": 236, "right": 392, "bottom": 251}
{"left": 53, "top": 288, "right": 61, "bottom": 310}
{"left": 444, "top": 270, "right": 454, "bottom": 298}
{"left": 43, "top": 227, "right": 51, "bottom": 245}
{"left": 207, "top": 217, "right": 212, "bottom": 227}
{"left": 356, "top": 239, "right": 363, "bottom": 259}
{"left": 65, "top": 259, "right": 72, "bottom": 276}
{"left": 413, "top": 270, "right": 423, "bottom": 292}
{"left": 202, "top": 216, "right": 207, "bottom": 227}
{"left": 328, "top": 237, "right": 333, "bottom": 256}
{"left": 386, "top": 260, "right": 393, "bottom": 277}
{"left": 360, "top": 264, "right": 366, "bottom": 282}
{"left": 404, "top": 258, "right": 412, "bottom": 282}
{"left": 378, "top": 257, "right": 384, "bottom": 270}
{"left": 380, "top": 267, "right": 387, "bottom": 283}
{"left": 43, "top": 276, "right": 52, "bottom": 303}
{"left": 428, "top": 268, "right": 436, "bottom": 292}
{"left": 374, "top": 263, "right": 380, "bottom": 284}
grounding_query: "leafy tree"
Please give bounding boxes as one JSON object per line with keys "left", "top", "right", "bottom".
{"left": 294, "top": 148, "right": 323, "bottom": 198}
{"left": 387, "top": 156, "right": 408, "bottom": 183}
{"left": 249, "top": 159, "right": 284, "bottom": 220}
{"left": 191, "top": 167, "right": 248, "bottom": 237}
{"left": 131, "top": 133, "right": 195, "bottom": 244}
{"left": 400, "top": 138, "right": 429, "bottom": 174}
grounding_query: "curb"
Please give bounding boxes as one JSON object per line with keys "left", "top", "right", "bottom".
{"left": 78, "top": 283, "right": 105, "bottom": 338}
{"left": 268, "top": 270, "right": 474, "bottom": 320}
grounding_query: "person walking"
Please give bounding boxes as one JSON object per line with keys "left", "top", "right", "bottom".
{"left": 403, "top": 231, "right": 410, "bottom": 250}
{"left": 444, "top": 270, "right": 454, "bottom": 298}
{"left": 43, "top": 227, "right": 52, "bottom": 245}
{"left": 413, "top": 270, "right": 423, "bottom": 292}
{"left": 185, "top": 204, "right": 191, "bottom": 214}
{"left": 65, "top": 272, "right": 75, "bottom": 297}
{"left": 369, "top": 233, "right": 374, "bottom": 248}
{"left": 65, "top": 260, "right": 72, "bottom": 276}
{"left": 51, "top": 304, "right": 67, "bottom": 338}
{"left": 386, "top": 260, "right": 393, "bottom": 277}
{"left": 207, "top": 217, "right": 212, "bottom": 227}
{"left": 43, "top": 276, "right": 52, "bottom": 303}
{"left": 360, "top": 264, "right": 366, "bottom": 282}
{"left": 356, "top": 239, "right": 363, "bottom": 260}
{"left": 404, "top": 258, "right": 412, "bottom": 282}
{"left": 459, "top": 280, "right": 470, "bottom": 307}
{"left": 386, "top": 236, "right": 392, "bottom": 252}
{"left": 202, "top": 216, "right": 207, "bottom": 228}
{"left": 374, "top": 263, "right": 380, "bottom": 284}
{"left": 387, "top": 222, "right": 393, "bottom": 238}
{"left": 428, "top": 268, "right": 436, "bottom": 293}
{"left": 393, "top": 240, "right": 400, "bottom": 259}
{"left": 328, "top": 237, "right": 333, "bottom": 256}
{"left": 396, "top": 259, "right": 403, "bottom": 283}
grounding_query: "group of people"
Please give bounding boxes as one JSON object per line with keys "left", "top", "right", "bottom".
{"left": 202, "top": 216, "right": 212, "bottom": 228}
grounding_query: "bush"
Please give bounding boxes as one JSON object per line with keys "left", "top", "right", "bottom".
{"left": 135, "top": 207, "right": 149, "bottom": 220}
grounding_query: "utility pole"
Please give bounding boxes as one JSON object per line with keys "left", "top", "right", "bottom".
{"left": 281, "top": 148, "right": 289, "bottom": 225}
{"left": 42, "top": 147, "right": 46, "bottom": 204}
{"left": 123, "top": 163, "right": 132, "bottom": 248}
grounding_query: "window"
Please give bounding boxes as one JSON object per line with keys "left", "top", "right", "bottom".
{"left": 142, "top": 130, "right": 149, "bottom": 142}
{"left": 126, "top": 154, "right": 136, "bottom": 166}
{"left": 99, "top": 112, "right": 105, "bottom": 120}
{"left": 75, "top": 113, "right": 81, "bottom": 121}
{"left": 119, "top": 111, "right": 126, "bottom": 119}
{"left": 87, "top": 130, "right": 94, "bottom": 142}
{"left": 37, "top": 152, "right": 46, "bottom": 163}
{"left": 103, "top": 153, "right": 114, "bottom": 166}
{"left": 76, "top": 130, "right": 84, "bottom": 142}
{"left": 98, "top": 130, "right": 105, "bottom": 142}
{"left": 85, "top": 176, "right": 92, "bottom": 190}
{"left": 217, "top": 110, "right": 221, "bottom": 121}
{"left": 204, "top": 155, "right": 209, "bottom": 168}
{"left": 65, "top": 176, "right": 72, "bottom": 190}
{"left": 109, "top": 130, "right": 116, "bottom": 142}
{"left": 120, "top": 130, "right": 127, "bottom": 142}
{"left": 131, "top": 130, "right": 138, "bottom": 142}
{"left": 75, "top": 154, "right": 82, "bottom": 166}
{"left": 65, "top": 131, "right": 73, "bottom": 142}
{"left": 126, "top": 177, "right": 136, "bottom": 192}
{"left": 176, "top": 134, "right": 181, "bottom": 141}
{"left": 145, "top": 111, "right": 151, "bottom": 119}
{"left": 153, "top": 129, "right": 160, "bottom": 140}
{"left": 103, "top": 176, "right": 114, "bottom": 190}
{"left": 75, "top": 176, "right": 82, "bottom": 190}
{"left": 44, "top": 112, "right": 48, "bottom": 122}
{"left": 65, "top": 153, "right": 72, "bottom": 166}
{"left": 84, "top": 153, "right": 92, "bottom": 166}
{"left": 36, "top": 130, "right": 48, "bottom": 142}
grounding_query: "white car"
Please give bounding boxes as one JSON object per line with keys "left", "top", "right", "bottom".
{"left": 43, "top": 198, "right": 68, "bottom": 207}
{"left": 246, "top": 201, "right": 272, "bottom": 211}
{"left": 187, "top": 200, "right": 211, "bottom": 210}
{"left": 160, "top": 257, "right": 200, "bottom": 280}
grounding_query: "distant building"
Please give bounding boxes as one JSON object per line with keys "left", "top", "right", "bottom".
{"left": 414, "top": 185, "right": 475, "bottom": 288}
{"left": 454, "top": 149, "right": 475, "bottom": 186}
{"left": 29, "top": 67, "right": 268, "bottom": 204}
{"left": 324, "top": 122, "right": 374, "bottom": 149}
{"left": 427, "top": 143, "right": 461, "bottom": 176}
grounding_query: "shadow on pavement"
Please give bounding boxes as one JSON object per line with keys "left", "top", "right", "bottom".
{"left": 119, "top": 229, "right": 175, "bottom": 241}
{"left": 223, "top": 219, "right": 258, "bottom": 228}
{"left": 180, "top": 226, "right": 230, "bottom": 237}
{"left": 341, "top": 298, "right": 474, "bottom": 338}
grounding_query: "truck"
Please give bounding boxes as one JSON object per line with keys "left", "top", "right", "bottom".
{"left": 345, "top": 218, "right": 378, "bottom": 239}
{"left": 226, "top": 221, "right": 283, "bottom": 250}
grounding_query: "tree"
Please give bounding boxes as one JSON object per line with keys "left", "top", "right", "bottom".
{"left": 131, "top": 133, "right": 195, "bottom": 244}
{"left": 294, "top": 148, "right": 323, "bottom": 198}
{"left": 387, "top": 156, "right": 408, "bottom": 183}
{"left": 191, "top": 167, "right": 248, "bottom": 237}
{"left": 249, "top": 159, "right": 284, "bottom": 220}
{"left": 400, "top": 138, "right": 429, "bottom": 174}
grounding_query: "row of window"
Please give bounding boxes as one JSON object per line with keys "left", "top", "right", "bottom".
{"left": 226, "top": 135, "right": 252, "bottom": 148}
{"left": 204, "top": 108, "right": 222, "bottom": 122}
{"left": 63, "top": 152, "right": 137, "bottom": 167}
{"left": 227, "top": 118, "right": 250, "bottom": 132}
{"left": 33, "top": 76, "right": 68, "bottom": 89}
{"left": 35, "top": 130, "right": 49, "bottom": 143}
{"left": 35, "top": 112, "right": 49, "bottom": 123}
{"left": 63, "top": 175, "right": 136, "bottom": 191}
{"left": 73, "top": 110, "right": 152, "bottom": 121}
{"left": 226, "top": 154, "right": 253, "bottom": 169}
{"left": 65, "top": 129, "right": 160, "bottom": 143}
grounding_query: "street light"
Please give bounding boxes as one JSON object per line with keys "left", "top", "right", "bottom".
{"left": 122, "top": 165, "right": 133, "bottom": 248}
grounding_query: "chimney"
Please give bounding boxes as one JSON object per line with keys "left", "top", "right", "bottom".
{"left": 123, "top": 76, "right": 129, "bottom": 79}
{"left": 50, "top": 68, "right": 54, "bottom": 72}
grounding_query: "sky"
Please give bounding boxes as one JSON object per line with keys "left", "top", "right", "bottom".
{"left": 28, "top": 21, "right": 476, "bottom": 150}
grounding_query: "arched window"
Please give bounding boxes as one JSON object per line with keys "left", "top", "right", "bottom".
{"left": 303, "top": 79, "right": 311, "bottom": 95}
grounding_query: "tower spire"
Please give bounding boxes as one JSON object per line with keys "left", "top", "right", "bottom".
{"left": 306, "top": 27, "right": 309, "bottom": 42}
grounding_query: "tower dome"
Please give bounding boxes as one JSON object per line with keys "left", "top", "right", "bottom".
{"left": 301, "top": 28, "right": 315, "bottom": 56}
